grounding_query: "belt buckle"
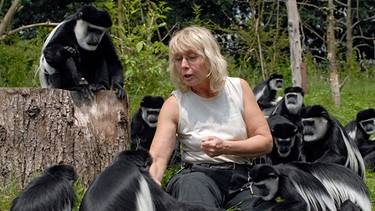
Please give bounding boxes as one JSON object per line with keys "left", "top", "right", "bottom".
{"left": 231, "top": 162, "right": 236, "bottom": 170}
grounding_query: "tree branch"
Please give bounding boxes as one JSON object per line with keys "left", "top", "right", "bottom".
{"left": 0, "top": 0, "right": 21, "bottom": 36}
{"left": 0, "top": 21, "right": 59, "bottom": 40}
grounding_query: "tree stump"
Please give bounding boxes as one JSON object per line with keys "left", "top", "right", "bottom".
{"left": 0, "top": 88, "right": 130, "bottom": 188}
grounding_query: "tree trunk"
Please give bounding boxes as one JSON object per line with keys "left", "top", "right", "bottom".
{"left": 0, "top": 88, "right": 130, "bottom": 188}
{"left": 286, "top": 0, "right": 303, "bottom": 88}
{"left": 327, "top": 0, "right": 341, "bottom": 106}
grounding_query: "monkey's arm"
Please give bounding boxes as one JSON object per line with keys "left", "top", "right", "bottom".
{"left": 101, "top": 33, "right": 126, "bottom": 99}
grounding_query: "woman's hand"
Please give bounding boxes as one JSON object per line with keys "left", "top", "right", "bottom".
{"left": 201, "top": 136, "right": 227, "bottom": 157}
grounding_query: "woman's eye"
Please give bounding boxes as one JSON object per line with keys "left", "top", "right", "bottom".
{"left": 187, "top": 56, "right": 198, "bottom": 62}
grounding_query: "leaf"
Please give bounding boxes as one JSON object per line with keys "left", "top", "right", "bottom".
{"left": 136, "top": 42, "right": 144, "bottom": 52}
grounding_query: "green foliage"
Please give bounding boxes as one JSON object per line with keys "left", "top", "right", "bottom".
{"left": 111, "top": 0, "right": 173, "bottom": 115}
{"left": 0, "top": 37, "right": 43, "bottom": 87}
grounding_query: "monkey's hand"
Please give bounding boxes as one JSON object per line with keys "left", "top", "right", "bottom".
{"left": 61, "top": 46, "right": 77, "bottom": 60}
{"left": 89, "top": 84, "right": 106, "bottom": 92}
{"left": 113, "top": 84, "right": 127, "bottom": 100}
{"left": 71, "top": 84, "right": 95, "bottom": 100}
{"left": 43, "top": 45, "right": 77, "bottom": 66}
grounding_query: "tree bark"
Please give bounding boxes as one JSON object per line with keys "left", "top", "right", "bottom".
{"left": 0, "top": 88, "right": 130, "bottom": 188}
{"left": 286, "top": 0, "right": 303, "bottom": 88}
{"left": 327, "top": 0, "right": 341, "bottom": 106}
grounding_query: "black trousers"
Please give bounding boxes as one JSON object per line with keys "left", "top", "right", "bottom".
{"left": 165, "top": 163, "right": 276, "bottom": 211}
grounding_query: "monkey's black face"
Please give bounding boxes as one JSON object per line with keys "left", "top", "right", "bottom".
{"left": 252, "top": 177, "right": 279, "bottom": 201}
{"left": 285, "top": 92, "right": 304, "bottom": 114}
{"left": 274, "top": 137, "right": 296, "bottom": 157}
{"left": 74, "top": 20, "right": 106, "bottom": 51}
{"left": 302, "top": 117, "right": 329, "bottom": 142}
{"left": 141, "top": 107, "right": 161, "bottom": 128}
{"left": 359, "top": 118, "right": 375, "bottom": 135}
{"left": 269, "top": 78, "right": 283, "bottom": 91}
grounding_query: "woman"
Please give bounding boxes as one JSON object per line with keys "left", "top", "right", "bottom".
{"left": 149, "top": 25, "right": 274, "bottom": 210}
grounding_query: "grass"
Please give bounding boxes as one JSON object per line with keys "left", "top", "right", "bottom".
{"left": 1, "top": 74, "right": 375, "bottom": 210}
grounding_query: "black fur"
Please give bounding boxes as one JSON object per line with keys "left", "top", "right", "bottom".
{"left": 131, "top": 96, "right": 164, "bottom": 150}
{"left": 10, "top": 164, "right": 77, "bottom": 211}
{"left": 249, "top": 164, "right": 336, "bottom": 211}
{"left": 79, "top": 149, "right": 222, "bottom": 211}
{"left": 252, "top": 73, "right": 283, "bottom": 116}
{"left": 267, "top": 114, "right": 301, "bottom": 164}
{"left": 38, "top": 5, "right": 126, "bottom": 99}
{"left": 345, "top": 108, "right": 375, "bottom": 168}
{"left": 289, "top": 161, "right": 371, "bottom": 211}
{"left": 271, "top": 86, "right": 304, "bottom": 132}
{"left": 299, "top": 105, "right": 365, "bottom": 179}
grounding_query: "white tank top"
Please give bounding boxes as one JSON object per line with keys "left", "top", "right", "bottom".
{"left": 172, "top": 77, "right": 252, "bottom": 164}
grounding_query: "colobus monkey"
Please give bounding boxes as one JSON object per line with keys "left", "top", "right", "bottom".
{"left": 249, "top": 164, "right": 336, "bottom": 211}
{"left": 38, "top": 5, "right": 126, "bottom": 99}
{"left": 11, "top": 164, "right": 77, "bottom": 211}
{"left": 271, "top": 86, "right": 305, "bottom": 132}
{"left": 131, "top": 96, "right": 164, "bottom": 150}
{"left": 299, "top": 105, "right": 366, "bottom": 179}
{"left": 345, "top": 108, "right": 375, "bottom": 168}
{"left": 252, "top": 73, "right": 283, "bottom": 116}
{"left": 267, "top": 114, "right": 301, "bottom": 164}
{"left": 79, "top": 149, "right": 222, "bottom": 211}
{"left": 289, "top": 161, "right": 372, "bottom": 211}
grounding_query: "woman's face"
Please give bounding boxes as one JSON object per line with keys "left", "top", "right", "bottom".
{"left": 173, "top": 51, "right": 209, "bottom": 87}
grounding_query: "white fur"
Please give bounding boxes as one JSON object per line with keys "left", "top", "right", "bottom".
{"left": 359, "top": 118, "right": 375, "bottom": 135}
{"left": 37, "top": 21, "right": 66, "bottom": 87}
{"left": 275, "top": 137, "right": 295, "bottom": 157}
{"left": 293, "top": 181, "right": 336, "bottom": 211}
{"left": 74, "top": 20, "right": 105, "bottom": 51}
{"left": 339, "top": 128, "right": 366, "bottom": 180}
{"left": 302, "top": 117, "right": 329, "bottom": 142}
{"left": 269, "top": 79, "right": 283, "bottom": 91}
{"left": 285, "top": 93, "right": 304, "bottom": 114}
{"left": 254, "top": 177, "right": 279, "bottom": 201}
{"left": 347, "top": 127, "right": 357, "bottom": 140}
{"left": 136, "top": 176, "right": 155, "bottom": 211}
{"left": 315, "top": 177, "right": 372, "bottom": 211}
{"left": 255, "top": 86, "right": 266, "bottom": 101}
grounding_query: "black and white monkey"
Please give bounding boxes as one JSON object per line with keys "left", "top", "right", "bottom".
{"left": 271, "top": 86, "right": 305, "bottom": 132}
{"left": 79, "top": 149, "right": 222, "bottom": 211}
{"left": 345, "top": 108, "right": 375, "bottom": 168}
{"left": 38, "top": 5, "right": 126, "bottom": 99}
{"left": 249, "top": 164, "right": 336, "bottom": 211}
{"left": 11, "top": 164, "right": 78, "bottom": 211}
{"left": 131, "top": 95, "right": 164, "bottom": 150}
{"left": 299, "top": 105, "right": 366, "bottom": 179}
{"left": 289, "top": 161, "right": 372, "bottom": 211}
{"left": 267, "top": 114, "right": 302, "bottom": 164}
{"left": 252, "top": 73, "right": 283, "bottom": 116}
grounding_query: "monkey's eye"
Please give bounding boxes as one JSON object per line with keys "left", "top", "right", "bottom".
{"left": 87, "top": 26, "right": 105, "bottom": 35}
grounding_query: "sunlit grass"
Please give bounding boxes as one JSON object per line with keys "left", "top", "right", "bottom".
{"left": 1, "top": 75, "right": 375, "bottom": 210}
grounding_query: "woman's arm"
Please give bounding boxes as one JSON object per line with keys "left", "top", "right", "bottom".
{"left": 148, "top": 95, "right": 179, "bottom": 185}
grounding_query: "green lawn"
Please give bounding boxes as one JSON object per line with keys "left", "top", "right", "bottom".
{"left": 1, "top": 75, "right": 375, "bottom": 210}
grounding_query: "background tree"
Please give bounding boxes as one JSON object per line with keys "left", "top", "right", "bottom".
{"left": 286, "top": 0, "right": 303, "bottom": 88}
{"left": 327, "top": 0, "right": 340, "bottom": 106}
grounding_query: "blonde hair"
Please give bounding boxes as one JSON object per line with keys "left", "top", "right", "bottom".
{"left": 169, "top": 26, "right": 227, "bottom": 93}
